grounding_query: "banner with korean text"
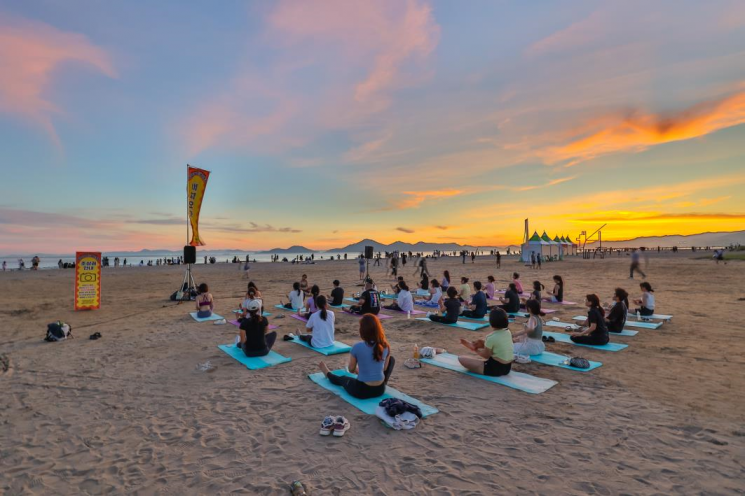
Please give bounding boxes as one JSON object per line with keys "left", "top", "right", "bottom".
{"left": 187, "top": 165, "right": 210, "bottom": 246}
{"left": 75, "top": 252, "right": 101, "bottom": 310}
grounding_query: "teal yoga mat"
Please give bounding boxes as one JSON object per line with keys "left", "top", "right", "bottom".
{"left": 330, "top": 304, "right": 352, "bottom": 309}
{"left": 414, "top": 317, "right": 489, "bottom": 331}
{"left": 570, "top": 316, "right": 659, "bottom": 330}
{"left": 444, "top": 313, "right": 515, "bottom": 323}
{"left": 217, "top": 344, "right": 291, "bottom": 369}
{"left": 290, "top": 336, "right": 351, "bottom": 355}
{"left": 543, "top": 331, "right": 628, "bottom": 351}
{"left": 189, "top": 312, "right": 224, "bottom": 322}
{"left": 232, "top": 309, "right": 272, "bottom": 316}
{"left": 529, "top": 351, "right": 602, "bottom": 372}
{"left": 627, "top": 312, "right": 672, "bottom": 321}
{"left": 420, "top": 353, "right": 556, "bottom": 394}
{"left": 274, "top": 304, "right": 300, "bottom": 311}
{"left": 546, "top": 320, "right": 638, "bottom": 337}
{"left": 308, "top": 369, "right": 438, "bottom": 417}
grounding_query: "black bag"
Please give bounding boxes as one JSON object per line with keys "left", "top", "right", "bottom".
{"left": 569, "top": 357, "right": 590, "bottom": 369}
{"left": 45, "top": 321, "right": 72, "bottom": 342}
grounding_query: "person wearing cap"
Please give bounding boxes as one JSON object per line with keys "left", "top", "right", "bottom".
{"left": 238, "top": 300, "right": 276, "bottom": 357}
{"left": 345, "top": 278, "right": 381, "bottom": 315}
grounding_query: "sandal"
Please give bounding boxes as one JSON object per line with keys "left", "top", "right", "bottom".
{"left": 89, "top": 332, "right": 102, "bottom": 340}
{"left": 514, "top": 354, "right": 531, "bottom": 364}
{"left": 404, "top": 358, "right": 422, "bottom": 369}
{"left": 542, "top": 335, "right": 555, "bottom": 343}
{"left": 332, "top": 416, "right": 350, "bottom": 437}
{"left": 283, "top": 333, "right": 296, "bottom": 341}
{"left": 320, "top": 416, "right": 335, "bottom": 436}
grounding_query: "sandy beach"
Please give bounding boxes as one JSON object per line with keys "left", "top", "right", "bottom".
{"left": 1, "top": 253, "right": 744, "bottom": 495}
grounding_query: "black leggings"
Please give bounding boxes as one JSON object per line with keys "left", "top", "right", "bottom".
{"left": 243, "top": 332, "right": 277, "bottom": 357}
{"left": 460, "top": 309, "right": 485, "bottom": 319}
{"left": 429, "top": 315, "right": 457, "bottom": 324}
{"left": 298, "top": 334, "right": 314, "bottom": 345}
{"left": 635, "top": 306, "right": 654, "bottom": 316}
{"left": 283, "top": 303, "right": 293, "bottom": 309}
{"left": 570, "top": 334, "right": 609, "bottom": 346}
{"left": 383, "top": 303, "right": 401, "bottom": 311}
{"left": 326, "top": 357, "right": 396, "bottom": 399}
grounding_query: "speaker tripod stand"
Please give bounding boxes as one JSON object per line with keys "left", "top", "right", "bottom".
{"left": 176, "top": 263, "right": 197, "bottom": 302}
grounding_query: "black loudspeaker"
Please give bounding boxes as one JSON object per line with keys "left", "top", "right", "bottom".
{"left": 364, "top": 246, "right": 374, "bottom": 259}
{"left": 183, "top": 245, "right": 197, "bottom": 264}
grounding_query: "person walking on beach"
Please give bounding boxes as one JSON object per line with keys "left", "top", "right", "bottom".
{"left": 496, "top": 250, "right": 501, "bottom": 268}
{"left": 358, "top": 255, "right": 366, "bottom": 280}
{"left": 629, "top": 249, "right": 646, "bottom": 279}
{"left": 531, "top": 252, "right": 536, "bottom": 269}
{"left": 2, "top": 261, "right": 6, "bottom": 271}
{"left": 374, "top": 253, "right": 381, "bottom": 266}
{"left": 537, "top": 253, "right": 542, "bottom": 270}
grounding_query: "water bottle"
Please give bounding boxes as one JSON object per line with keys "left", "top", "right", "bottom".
{"left": 636, "top": 310, "right": 640, "bottom": 320}
{"left": 413, "top": 344, "right": 419, "bottom": 359}
{"left": 407, "top": 310, "right": 411, "bottom": 319}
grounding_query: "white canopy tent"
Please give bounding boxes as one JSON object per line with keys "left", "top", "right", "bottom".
{"left": 521, "top": 231, "right": 550, "bottom": 262}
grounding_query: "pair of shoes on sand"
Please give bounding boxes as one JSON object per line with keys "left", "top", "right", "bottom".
{"left": 320, "top": 416, "right": 350, "bottom": 437}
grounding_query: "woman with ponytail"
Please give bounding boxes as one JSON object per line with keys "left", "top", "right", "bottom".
{"left": 569, "top": 294, "right": 609, "bottom": 345}
{"left": 318, "top": 314, "right": 394, "bottom": 399}
{"left": 512, "top": 299, "right": 545, "bottom": 356}
{"left": 282, "top": 282, "right": 305, "bottom": 310}
{"left": 298, "top": 295, "right": 335, "bottom": 348}
{"left": 301, "top": 285, "right": 321, "bottom": 319}
{"left": 239, "top": 300, "right": 276, "bottom": 357}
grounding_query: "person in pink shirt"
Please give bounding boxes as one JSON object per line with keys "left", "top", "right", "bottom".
{"left": 512, "top": 272, "right": 523, "bottom": 295}
{"left": 485, "top": 275, "right": 496, "bottom": 299}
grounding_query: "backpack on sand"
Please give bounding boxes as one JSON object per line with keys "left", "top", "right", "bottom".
{"left": 45, "top": 321, "right": 72, "bottom": 342}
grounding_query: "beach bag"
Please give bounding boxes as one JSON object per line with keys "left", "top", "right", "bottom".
{"left": 568, "top": 357, "right": 590, "bottom": 369}
{"left": 45, "top": 321, "right": 72, "bottom": 342}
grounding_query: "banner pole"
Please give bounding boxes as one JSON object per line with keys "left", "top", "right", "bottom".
{"left": 186, "top": 164, "right": 190, "bottom": 246}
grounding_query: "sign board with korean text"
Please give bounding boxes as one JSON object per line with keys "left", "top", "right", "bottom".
{"left": 74, "top": 251, "right": 101, "bottom": 310}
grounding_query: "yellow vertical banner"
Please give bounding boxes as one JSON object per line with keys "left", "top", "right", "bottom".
{"left": 74, "top": 252, "right": 101, "bottom": 310}
{"left": 187, "top": 165, "right": 210, "bottom": 246}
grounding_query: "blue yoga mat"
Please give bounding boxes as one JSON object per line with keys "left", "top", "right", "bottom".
{"left": 290, "top": 336, "right": 351, "bottom": 355}
{"left": 414, "top": 317, "right": 488, "bottom": 331}
{"left": 546, "top": 320, "right": 638, "bottom": 337}
{"left": 308, "top": 369, "right": 438, "bottom": 416}
{"left": 420, "top": 353, "right": 556, "bottom": 394}
{"left": 189, "top": 312, "right": 224, "bottom": 322}
{"left": 274, "top": 304, "right": 300, "bottom": 311}
{"left": 330, "top": 304, "right": 352, "bottom": 309}
{"left": 508, "top": 312, "right": 530, "bottom": 318}
{"left": 529, "top": 351, "right": 602, "bottom": 372}
{"left": 543, "top": 331, "right": 628, "bottom": 351}
{"left": 570, "top": 316, "right": 658, "bottom": 330}
{"left": 232, "top": 309, "right": 272, "bottom": 316}
{"left": 217, "top": 345, "right": 291, "bottom": 370}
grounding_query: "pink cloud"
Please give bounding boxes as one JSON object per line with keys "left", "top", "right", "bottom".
{"left": 183, "top": 0, "right": 439, "bottom": 155}
{"left": 0, "top": 14, "right": 116, "bottom": 146}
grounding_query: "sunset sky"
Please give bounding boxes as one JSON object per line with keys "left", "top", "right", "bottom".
{"left": 2, "top": 0, "right": 745, "bottom": 254}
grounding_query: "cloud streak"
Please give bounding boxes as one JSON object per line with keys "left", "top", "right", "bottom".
{"left": 397, "top": 189, "right": 463, "bottom": 209}
{"left": 0, "top": 14, "right": 116, "bottom": 146}
{"left": 396, "top": 227, "right": 415, "bottom": 233}
{"left": 545, "top": 89, "right": 745, "bottom": 165}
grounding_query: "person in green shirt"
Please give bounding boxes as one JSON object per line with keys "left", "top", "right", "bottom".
{"left": 457, "top": 308, "right": 514, "bottom": 376}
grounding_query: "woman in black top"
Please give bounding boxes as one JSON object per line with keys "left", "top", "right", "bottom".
{"left": 495, "top": 283, "right": 520, "bottom": 314}
{"left": 520, "top": 281, "right": 544, "bottom": 309}
{"left": 419, "top": 273, "right": 429, "bottom": 291}
{"left": 239, "top": 301, "right": 276, "bottom": 357}
{"left": 605, "top": 288, "right": 628, "bottom": 333}
{"left": 549, "top": 275, "right": 564, "bottom": 303}
{"left": 430, "top": 287, "right": 460, "bottom": 324}
{"left": 570, "top": 294, "right": 609, "bottom": 345}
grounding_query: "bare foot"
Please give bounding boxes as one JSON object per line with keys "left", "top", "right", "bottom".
{"left": 319, "top": 362, "right": 330, "bottom": 375}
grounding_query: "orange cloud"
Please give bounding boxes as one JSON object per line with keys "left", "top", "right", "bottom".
{"left": 511, "top": 176, "right": 577, "bottom": 191}
{"left": 397, "top": 189, "right": 462, "bottom": 209}
{"left": 573, "top": 212, "right": 745, "bottom": 223}
{"left": 546, "top": 89, "right": 745, "bottom": 165}
{"left": 0, "top": 14, "right": 116, "bottom": 146}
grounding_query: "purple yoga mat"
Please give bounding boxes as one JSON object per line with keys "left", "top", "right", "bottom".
{"left": 385, "top": 308, "right": 426, "bottom": 316}
{"left": 341, "top": 311, "right": 392, "bottom": 319}
{"left": 229, "top": 320, "right": 278, "bottom": 330}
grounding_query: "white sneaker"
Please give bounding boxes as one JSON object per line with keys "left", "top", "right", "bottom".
{"left": 233, "top": 335, "right": 241, "bottom": 347}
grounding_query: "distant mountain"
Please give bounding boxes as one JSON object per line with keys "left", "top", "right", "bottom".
{"left": 256, "top": 245, "right": 316, "bottom": 254}
{"left": 585, "top": 230, "right": 745, "bottom": 248}
{"left": 325, "top": 239, "right": 516, "bottom": 253}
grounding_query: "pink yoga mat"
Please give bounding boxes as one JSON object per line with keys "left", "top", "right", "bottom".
{"left": 290, "top": 314, "right": 308, "bottom": 323}
{"left": 340, "top": 311, "right": 392, "bottom": 319}
{"left": 229, "top": 320, "right": 278, "bottom": 330}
